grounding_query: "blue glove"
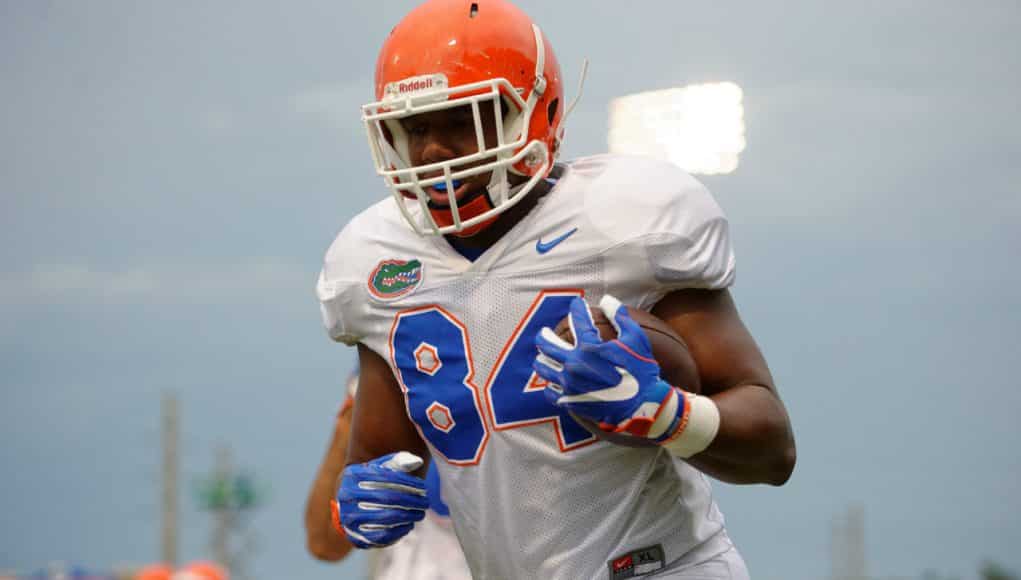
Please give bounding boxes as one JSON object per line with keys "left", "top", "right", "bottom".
{"left": 334, "top": 452, "right": 429, "bottom": 548}
{"left": 532, "top": 295, "right": 685, "bottom": 441}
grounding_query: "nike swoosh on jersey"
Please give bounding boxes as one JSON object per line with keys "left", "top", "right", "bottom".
{"left": 557, "top": 369, "right": 639, "bottom": 404}
{"left": 535, "top": 227, "right": 579, "bottom": 254}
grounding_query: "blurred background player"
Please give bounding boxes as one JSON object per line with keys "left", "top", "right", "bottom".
{"left": 170, "top": 562, "right": 228, "bottom": 580}
{"left": 132, "top": 561, "right": 228, "bottom": 580}
{"left": 304, "top": 371, "right": 471, "bottom": 580}
{"left": 317, "top": 0, "right": 795, "bottom": 577}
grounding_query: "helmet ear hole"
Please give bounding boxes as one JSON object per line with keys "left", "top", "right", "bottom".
{"left": 547, "top": 97, "right": 559, "bottom": 125}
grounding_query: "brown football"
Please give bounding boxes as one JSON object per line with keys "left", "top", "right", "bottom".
{"left": 553, "top": 304, "right": 700, "bottom": 447}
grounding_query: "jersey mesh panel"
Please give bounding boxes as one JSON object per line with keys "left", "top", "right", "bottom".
{"left": 450, "top": 260, "right": 614, "bottom": 569}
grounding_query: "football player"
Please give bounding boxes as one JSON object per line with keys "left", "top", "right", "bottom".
{"left": 316, "top": 1, "right": 796, "bottom": 578}
{"left": 304, "top": 372, "right": 472, "bottom": 579}
{"left": 133, "top": 561, "right": 228, "bottom": 580}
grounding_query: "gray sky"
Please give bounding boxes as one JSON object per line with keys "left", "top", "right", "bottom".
{"left": 1, "top": 1, "right": 1019, "bottom": 579}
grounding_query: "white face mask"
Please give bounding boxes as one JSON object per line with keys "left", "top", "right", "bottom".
{"left": 361, "top": 25, "right": 553, "bottom": 236}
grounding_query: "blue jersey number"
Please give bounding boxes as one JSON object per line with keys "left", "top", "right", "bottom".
{"left": 486, "top": 291, "right": 595, "bottom": 450}
{"left": 389, "top": 291, "right": 594, "bottom": 465}
{"left": 391, "top": 306, "right": 489, "bottom": 465}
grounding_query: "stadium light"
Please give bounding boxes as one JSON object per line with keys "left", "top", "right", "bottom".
{"left": 608, "top": 82, "right": 746, "bottom": 175}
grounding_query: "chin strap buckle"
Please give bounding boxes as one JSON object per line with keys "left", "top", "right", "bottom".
{"left": 530, "top": 23, "right": 548, "bottom": 100}
{"left": 533, "top": 74, "right": 547, "bottom": 97}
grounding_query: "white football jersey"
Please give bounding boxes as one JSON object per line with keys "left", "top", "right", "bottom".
{"left": 371, "top": 511, "right": 473, "bottom": 580}
{"left": 318, "top": 154, "right": 739, "bottom": 579}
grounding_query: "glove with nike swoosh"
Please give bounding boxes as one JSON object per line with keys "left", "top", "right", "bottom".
{"left": 332, "top": 451, "right": 429, "bottom": 549}
{"left": 532, "top": 295, "right": 688, "bottom": 442}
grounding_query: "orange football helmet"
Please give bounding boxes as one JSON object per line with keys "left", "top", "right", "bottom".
{"left": 171, "top": 561, "right": 228, "bottom": 580}
{"left": 362, "top": 0, "right": 565, "bottom": 236}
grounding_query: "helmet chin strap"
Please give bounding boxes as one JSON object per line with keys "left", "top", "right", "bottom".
{"left": 429, "top": 179, "right": 527, "bottom": 238}
{"left": 487, "top": 163, "right": 511, "bottom": 206}
{"left": 431, "top": 193, "right": 497, "bottom": 238}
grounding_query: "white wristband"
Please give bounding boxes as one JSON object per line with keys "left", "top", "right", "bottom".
{"left": 662, "top": 393, "right": 720, "bottom": 458}
{"left": 647, "top": 388, "right": 680, "bottom": 439}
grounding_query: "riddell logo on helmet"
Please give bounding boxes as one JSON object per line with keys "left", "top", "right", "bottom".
{"left": 383, "top": 74, "right": 449, "bottom": 101}
{"left": 399, "top": 79, "right": 432, "bottom": 93}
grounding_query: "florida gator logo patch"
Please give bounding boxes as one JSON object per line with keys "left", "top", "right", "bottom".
{"left": 368, "top": 259, "right": 424, "bottom": 300}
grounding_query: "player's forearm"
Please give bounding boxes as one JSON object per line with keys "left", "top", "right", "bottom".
{"left": 304, "top": 419, "right": 354, "bottom": 561}
{"left": 687, "top": 384, "right": 796, "bottom": 486}
{"left": 346, "top": 345, "right": 432, "bottom": 471}
{"left": 305, "top": 470, "right": 352, "bottom": 560}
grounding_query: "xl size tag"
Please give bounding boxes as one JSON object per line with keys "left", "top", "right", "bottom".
{"left": 608, "top": 544, "right": 665, "bottom": 579}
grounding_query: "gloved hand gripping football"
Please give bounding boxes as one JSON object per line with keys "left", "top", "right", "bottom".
{"left": 532, "top": 295, "right": 687, "bottom": 442}
{"left": 331, "top": 452, "right": 429, "bottom": 549}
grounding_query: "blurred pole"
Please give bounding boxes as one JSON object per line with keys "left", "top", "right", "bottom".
{"left": 212, "top": 444, "right": 232, "bottom": 570}
{"left": 830, "top": 503, "right": 868, "bottom": 580}
{"left": 196, "top": 443, "right": 263, "bottom": 578}
{"left": 829, "top": 516, "right": 840, "bottom": 580}
{"left": 847, "top": 504, "right": 867, "bottom": 580}
{"left": 161, "top": 393, "right": 179, "bottom": 567}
